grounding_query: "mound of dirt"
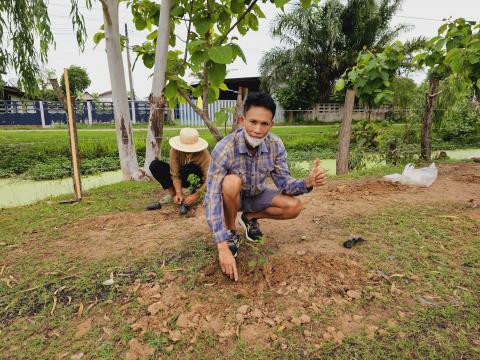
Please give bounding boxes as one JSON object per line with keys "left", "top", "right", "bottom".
{"left": 326, "top": 180, "right": 409, "bottom": 201}
{"left": 124, "top": 253, "right": 370, "bottom": 350}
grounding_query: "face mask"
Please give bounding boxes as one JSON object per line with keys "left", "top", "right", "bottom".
{"left": 244, "top": 130, "right": 266, "bottom": 148}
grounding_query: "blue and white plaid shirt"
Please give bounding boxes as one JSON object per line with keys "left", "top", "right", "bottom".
{"left": 204, "top": 128, "right": 310, "bottom": 244}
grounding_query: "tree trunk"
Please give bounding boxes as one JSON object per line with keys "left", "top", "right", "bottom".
{"left": 101, "top": 0, "right": 141, "bottom": 180}
{"left": 232, "top": 86, "right": 248, "bottom": 132}
{"left": 421, "top": 79, "right": 440, "bottom": 161}
{"left": 336, "top": 89, "right": 355, "bottom": 176}
{"left": 143, "top": 0, "right": 172, "bottom": 177}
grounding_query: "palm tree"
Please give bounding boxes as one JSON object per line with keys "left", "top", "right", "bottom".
{"left": 260, "top": 0, "right": 407, "bottom": 106}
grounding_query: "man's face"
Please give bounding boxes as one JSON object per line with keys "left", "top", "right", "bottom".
{"left": 240, "top": 106, "right": 274, "bottom": 141}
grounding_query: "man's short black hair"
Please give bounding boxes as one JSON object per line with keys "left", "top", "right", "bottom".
{"left": 244, "top": 92, "right": 276, "bottom": 118}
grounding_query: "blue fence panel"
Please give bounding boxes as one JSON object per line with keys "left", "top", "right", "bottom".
{"left": 0, "top": 99, "right": 287, "bottom": 126}
{"left": 0, "top": 101, "right": 42, "bottom": 126}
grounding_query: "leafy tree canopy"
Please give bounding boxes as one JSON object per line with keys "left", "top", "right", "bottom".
{"left": 0, "top": 1, "right": 92, "bottom": 96}
{"left": 260, "top": 0, "right": 406, "bottom": 107}
{"left": 60, "top": 65, "right": 92, "bottom": 96}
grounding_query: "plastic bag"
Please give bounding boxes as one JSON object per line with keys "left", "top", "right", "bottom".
{"left": 383, "top": 163, "right": 438, "bottom": 187}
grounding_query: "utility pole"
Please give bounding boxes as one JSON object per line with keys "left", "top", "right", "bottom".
{"left": 125, "top": 23, "right": 136, "bottom": 124}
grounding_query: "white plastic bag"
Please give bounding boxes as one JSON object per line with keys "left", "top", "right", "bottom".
{"left": 383, "top": 163, "right": 438, "bottom": 187}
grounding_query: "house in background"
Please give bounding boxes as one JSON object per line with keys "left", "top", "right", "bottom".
{"left": 1, "top": 86, "right": 24, "bottom": 101}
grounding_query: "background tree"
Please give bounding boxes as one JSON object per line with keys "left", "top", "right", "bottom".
{"left": 415, "top": 18, "right": 480, "bottom": 161}
{"left": 260, "top": 0, "right": 406, "bottom": 108}
{"left": 60, "top": 65, "right": 92, "bottom": 96}
{"left": 100, "top": 0, "right": 142, "bottom": 180}
{"left": 0, "top": 1, "right": 91, "bottom": 96}
{"left": 122, "top": 0, "right": 313, "bottom": 172}
{"left": 335, "top": 41, "right": 405, "bottom": 175}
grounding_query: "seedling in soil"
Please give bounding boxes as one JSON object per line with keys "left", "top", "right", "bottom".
{"left": 245, "top": 237, "right": 270, "bottom": 273}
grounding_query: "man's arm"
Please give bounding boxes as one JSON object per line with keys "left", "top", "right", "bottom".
{"left": 270, "top": 139, "right": 310, "bottom": 195}
{"left": 204, "top": 144, "right": 231, "bottom": 244}
{"left": 169, "top": 148, "right": 183, "bottom": 203}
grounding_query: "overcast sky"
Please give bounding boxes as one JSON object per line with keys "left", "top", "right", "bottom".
{"left": 4, "top": 0, "right": 478, "bottom": 99}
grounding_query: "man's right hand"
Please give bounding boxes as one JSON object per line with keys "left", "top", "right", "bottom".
{"left": 218, "top": 242, "right": 238, "bottom": 281}
{"left": 173, "top": 193, "right": 183, "bottom": 205}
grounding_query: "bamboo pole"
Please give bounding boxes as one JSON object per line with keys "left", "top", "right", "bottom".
{"left": 64, "top": 68, "right": 82, "bottom": 202}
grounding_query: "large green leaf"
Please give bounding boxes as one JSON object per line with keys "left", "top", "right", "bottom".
{"left": 231, "top": 0, "right": 244, "bottom": 14}
{"left": 165, "top": 81, "right": 177, "bottom": 99}
{"left": 93, "top": 32, "right": 105, "bottom": 45}
{"left": 134, "top": 17, "right": 146, "bottom": 31}
{"left": 194, "top": 18, "right": 211, "bottom": 35}
{"left": 208, "top": 46, "right": 234, "bottom": 64}
{"left": 209, "top": 62, "right": 227, "bottom": 86}
{"left": 229, "top": 43, "right": 246, "bottom": 63}
{"left": 300, "top": 0, "right": 312, "bottom": 9}
{"left": 274, "top": 0, "right": 290, "bottom": 8}
{"left": 246, "top": 13, "right": 258, "bottom": 31}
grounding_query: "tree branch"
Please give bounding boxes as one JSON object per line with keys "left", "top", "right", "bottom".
{"left": 183, "top": 0, "right": 194, "bottom": 63}
{"left": 217, "top": 0, "right": 258, "bottom": 45}
{"left": 99, "top": 0, "right": 112, "bottom": 26}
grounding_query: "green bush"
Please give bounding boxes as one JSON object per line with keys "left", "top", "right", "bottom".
{"left": 436, "top": 100, "right": 480, "bottom": 145}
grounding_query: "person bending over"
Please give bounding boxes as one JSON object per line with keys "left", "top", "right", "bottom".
{"left": 148, "top": 128, "right": 210, "bottom": 214}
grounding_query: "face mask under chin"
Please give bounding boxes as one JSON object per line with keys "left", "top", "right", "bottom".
{"left": 244, "top": 131, "right": 266, "bottom": 148}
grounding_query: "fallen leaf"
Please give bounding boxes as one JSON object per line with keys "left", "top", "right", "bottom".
{"left": 236, "top": 313, "right": 244, "bottom": 323}
{"left": 390, "top": 283, "right": 402, "bottom": 296}
{"left": 147, "top": 301, "right": 166, "bottom": 315}
{"left": 303, "top": 330, "right": 312, "bottom": 337}
{"left": 300, "top": 314, "right": 311, "bottom": 324}
{"left": 367, "top": 325, "right": 378, "bottom": 339}
{"left": 169, "top": 330, "right": 182, "bottom": 342}
{"left": 333, "top": 331, "right": 344, "bottom": 344}
{"left": 70, "top": 353, "right": 84, "bottom": 360}
{"left": 176, "top": 313, "right": 190, "bottom": 328}
{"left": 237, "top": 304, "right": 249, "bottom": 315}
{"left": 102, "top": 327, "right": 113, "bottom": 339}
{"left": 102, "top": 279, "right": 114, "bottom": 286}
{"left": 50, "top": 296, "right": 57, "bottom": 316}
{"left": 347, "top": 290, "right": 361, "bottom": 300}
{"left": 77, "top": 303, "right": 84, "bottom": 319}
{"left": 75, "top": 318, "right": 92, "bottom": 338}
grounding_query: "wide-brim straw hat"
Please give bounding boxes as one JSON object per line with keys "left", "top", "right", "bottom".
{"left": 169, "top": 128, "right": 208, "bottom": 153}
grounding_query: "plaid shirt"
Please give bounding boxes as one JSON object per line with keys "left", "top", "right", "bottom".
{"left": 204, "top": 128, "right": 310, "bottom": 244}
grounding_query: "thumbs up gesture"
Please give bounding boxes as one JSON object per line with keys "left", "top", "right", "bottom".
{"left": 306, "top": 158, "right": 327, "bottom": 188}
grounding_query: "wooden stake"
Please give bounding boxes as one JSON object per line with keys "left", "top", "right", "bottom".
{"left": 64, "top": 68, "right": 82, "bottom": 202}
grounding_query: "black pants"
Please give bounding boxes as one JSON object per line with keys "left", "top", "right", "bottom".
{"left": 149, "top": 160, "right": 204, "bottom": 192}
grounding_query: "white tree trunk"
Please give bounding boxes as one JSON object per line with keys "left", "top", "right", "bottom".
{"left": 144, "top": 0, "right": 172, "bottom": 177}
{"left": 101, "top": 0, "right": 142, "bottom": 180}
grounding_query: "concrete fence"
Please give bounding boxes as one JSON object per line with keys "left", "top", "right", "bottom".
{"left": 0, "top": 100, "right": 391, "bottom": 127}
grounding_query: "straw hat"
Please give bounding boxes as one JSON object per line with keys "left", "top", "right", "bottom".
{"left": 169, "top": 128, "right": 208, "bottom": 153}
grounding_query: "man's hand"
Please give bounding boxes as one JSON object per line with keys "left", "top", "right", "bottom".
{"left": 305, "top": 158, "right": 327, "bottom": 188}
{"left": 173, "top": 193, "right": 183, "bottom": 205}
{"left": 184, "top": 192, "right": 200, "bottom": 206}
{"left": 218, "top": 242, "right": 238, "bottom": 281}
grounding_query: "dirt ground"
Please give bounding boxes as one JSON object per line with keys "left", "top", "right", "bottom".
{"left": 7, "top": 163, "right": 479, "bottom": 359}
{"left": 45, "top": 162, "right": 479, "bottom": 262}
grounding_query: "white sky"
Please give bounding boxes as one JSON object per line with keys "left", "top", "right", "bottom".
{"left": 4, "top": 0, "right": 478, "bottom": 99}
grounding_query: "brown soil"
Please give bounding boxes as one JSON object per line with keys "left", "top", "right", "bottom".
{"left": 18, "top": 162, "right": 479, "bottom": 263}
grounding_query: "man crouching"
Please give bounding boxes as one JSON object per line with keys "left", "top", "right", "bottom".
{"left": 204, "top": 92, "right": 327, "bottom": 281}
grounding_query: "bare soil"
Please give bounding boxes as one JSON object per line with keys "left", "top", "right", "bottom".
{"left": 34, "top": 162, "right": 480, "bottom": 263}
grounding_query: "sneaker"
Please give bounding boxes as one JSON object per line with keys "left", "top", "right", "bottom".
{"left": 238, "top": 213, "right": 263, "bottom": 242}
{"left": 179, "top": 203, "right": 189, "bottom": 215}
{"left": 160, "top": 193, "right": 173, "bottom": 204}
{"left": 227, "top": 231, "right": 241, "bottom": 257}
